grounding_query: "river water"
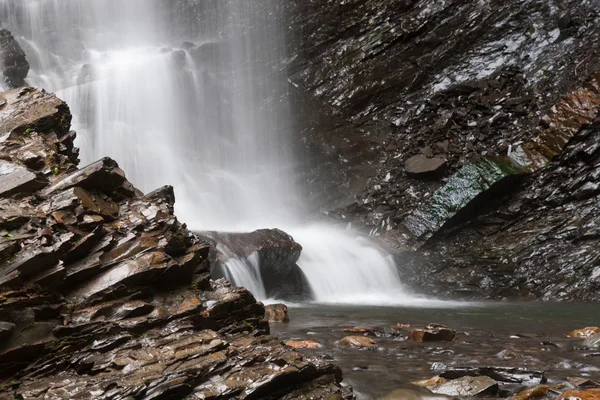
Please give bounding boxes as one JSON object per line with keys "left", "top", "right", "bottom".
{"left": 271, "top": 303, "right": 600, "bottom": 399}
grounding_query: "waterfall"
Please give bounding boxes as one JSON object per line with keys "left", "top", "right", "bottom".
{"left": 0, "top": 0, "right": 434, "bottom": 306}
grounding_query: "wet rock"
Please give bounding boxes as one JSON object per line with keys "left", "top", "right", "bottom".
{"left": 338, "top": 336, "right": 377, "bottom": 349}
{"left": 409, "top": 325, "right": 456, "bottom": 342}
{"left": 0, "top": 321, "right": 15, "bottom": 342}
{"left": 403, "top": 157, "right": 525, "bottom": 244}
{"left": 569, "top": 327, "right": 600, "bottom": 338}
{"left": 584, "top": 333, "right": 600, "bottom": 348}
{"left": 343, "top": 326, "right": 383, "bottom": 337}
{"left": 568, "top": 378, "right": 600, "bottom": 389}
{"left": 440, "top": 367, "right": 546, "bottom": 385}
{"left": 203, "top": 229, "right": 312, "bottom": 300}
{"left": 405, "top": 154, "right": 447, "bottom": 176}
{"left": 411, "top": 376, "right": 446, "bottom": 388}
{"left": 265, "top": 303, "right": 289, "bottom": 323}
{"left": 429, "top": 376, "right": 499, "bottom": 397}
{"left": 0, "top": 160, "right": 46, "bottom": 197}
{"left": 508, "top": 385, "right": 565, "bottom": 400}
{"left": 0, "top": 29, "right": 29, "bottom": 88}
{"left": 286, "top": 340, "right": 322, "bottom": 349}
{"left": 558, "top": 389, "right": 600, "bottom": 400}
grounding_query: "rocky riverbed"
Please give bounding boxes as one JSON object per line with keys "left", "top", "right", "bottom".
{"left": 270, "top": 303, "right": 600, "bottom": 399}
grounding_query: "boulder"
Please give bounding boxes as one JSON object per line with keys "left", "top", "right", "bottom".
{"left": 265, "top": 303, "right": 289, "bottom": 323}
{"left": 568, "top": 327, "right": 600, "bottom": 338}
{"left": 338, "top": 336, "right": 377, "bottom": 349}
{"left": 429, "top": 376, "right": 499, "bottom": 397}
{"left": 557, "top": 389, "right": 600, "bottom": 400}
{"left": 285, "top": 340, "right": 322, "bottom": 349}
{"left": 408, "top": 325, "right": 456, "bottom": 342}
{"left": 405, "top": 154, "right": 447, "bottom": 176}
{"left": 202, "top": 229, "right": 312, "bottom": 300}
{"left": 0, "top": 29, "right": 29, "bottom": 88}
{"left": 508, "top": 385, "right": 565, "bottom": 400}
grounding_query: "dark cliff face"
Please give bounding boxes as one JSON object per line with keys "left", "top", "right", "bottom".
{"left": 282, "top": 0, "right": 600, "bottom": 300}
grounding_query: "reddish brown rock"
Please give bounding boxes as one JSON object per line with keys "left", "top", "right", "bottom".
{"left": 265, "top": 303, "right": 289, "bottom": 323}
{"left": 343, "top": 326, "right": 383, "bottom": 337}
{"left": 568, "top": 327, "right": 600, "bottom": 338}
{"left": 408, "top": 325, "right": 456, "bottom": 342}
{"left": 557, "top": 389, "right": 600, "bottom": 400}
{"left": 338, "top": 336, "right": 377, "bottom": 349}
{"left": 286, "top": 340, "right": 322, "bottom": 349}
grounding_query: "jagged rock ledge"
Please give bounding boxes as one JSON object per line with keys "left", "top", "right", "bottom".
{"left": 0, "top": 87, "right": 352, "bottom": 399}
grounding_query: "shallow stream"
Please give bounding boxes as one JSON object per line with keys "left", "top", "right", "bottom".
{"left": 271, "top": 302, "right": 600, "bottom": 399}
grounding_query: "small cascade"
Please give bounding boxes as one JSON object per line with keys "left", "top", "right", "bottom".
{"left": 220, "top": 252, "right": 267, "bottom": 301}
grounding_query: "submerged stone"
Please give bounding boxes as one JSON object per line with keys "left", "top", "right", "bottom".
{"left": 429, "top": 376, "right": 498, "bottom": 397}
{"left": 265, "top": 303, "right": 289, "bottom": 323}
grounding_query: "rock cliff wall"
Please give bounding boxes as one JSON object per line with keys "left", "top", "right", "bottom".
{"left": 283, "top": 0, "right": 600, "bottom": 300}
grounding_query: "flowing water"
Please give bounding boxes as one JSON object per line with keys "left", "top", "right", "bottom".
{"left": 272, "top": 303, "right": 600, "bottom": 399}
{"left": 0, "top": 0, "right": 435, "bottom": 305}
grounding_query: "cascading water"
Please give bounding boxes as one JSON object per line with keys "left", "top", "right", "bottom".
{"left": 0, "top": 0, "right": 440, "bottom": 306}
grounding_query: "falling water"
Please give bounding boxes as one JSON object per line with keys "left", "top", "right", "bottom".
{"left": 0, "top": 0, "right": 438, "bottom": 305}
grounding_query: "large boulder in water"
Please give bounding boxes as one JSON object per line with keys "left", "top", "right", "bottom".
{"left": 200, "top": 228, "right": 312, "bottom": 300}
{"left": 0, "top": 29, "right": 29, "bottom": 88}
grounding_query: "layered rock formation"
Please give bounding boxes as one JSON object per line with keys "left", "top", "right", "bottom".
{"left": 282, "top": 0, "right": 600, "bottom": 300}
{"left": 0, "top": 88, "right": 352, "bottom": 399}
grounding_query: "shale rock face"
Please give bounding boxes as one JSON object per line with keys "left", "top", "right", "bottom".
{"left": 0, "top": 88, "right": 352, "bottom": 399}
{"left": 282, "top": 0, "right": 600, "bottom": 300}
{"left": 0, "top": 30, "right": 28, "bottom": 88}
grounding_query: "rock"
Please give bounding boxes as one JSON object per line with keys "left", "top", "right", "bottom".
{"left": 440, "top": 367, "right": 546, "bottom": 385}
{"left": 338, "top": 336, "right": 377, "bottom": 349}
{"left": 343, "top": 326, "right": 383, "bottom": 337}
{"left": 285, "top": 340, "right": 322, "bottom": 349}
{"left": 557, "top": 389, "right": 600, "bottom": 400}
{"left": 0, "top": 160, "right": 46, "bottom": 197}
{"left": 569, "top": 327, "right": 600, "bottom": 338}
{"left": 202, "top": 229, "right": 312, "bottom": 300}
{"left": 403, "top": 157, "right": 525, "bottom": 244}
{"left": 584, "top": 333, "right": 600, "bottom": 348}
{"left": 408, "top": 325, "right": 456, "bottom": 342}
{"left": 508, "top": 385, "right": 565, "bottom": 400}
{"left": 265, "top": 303, "right": 289, "bottom": 322}
{"left": 405, "top": 154, "right": 447, "bottom": 176}
{"left": 0, "top": 321, "right": 15, "bottom": 342}
{"left": 429, "top": 376, "right": 499, "bottom": 397}
{"left": 0, "top": 87, "right": 351, "bottom": 398}
{"left": 568, "top": 378, "right": 600, "bottom": 389}
{"left": 497, "top": 349, "right": 519, "bottom": 360}
{"left": 0, "top": 29, "right": 29, "bottom": 88}
{"left": 411, "top": 376, "right": 446, "bottom": 388}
